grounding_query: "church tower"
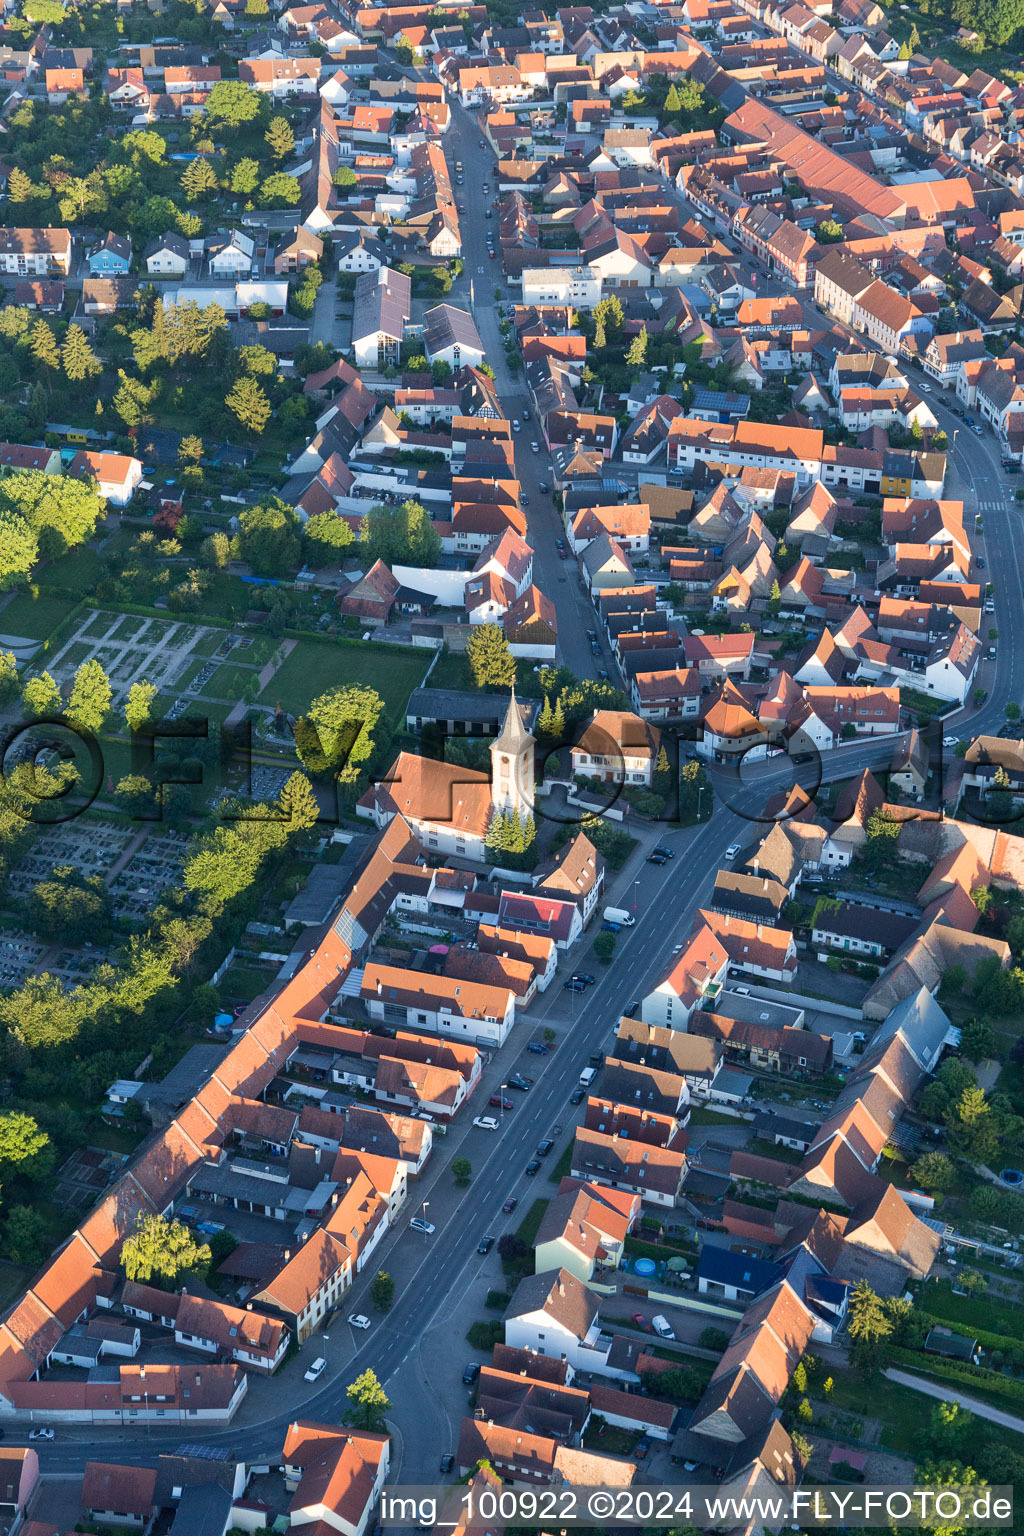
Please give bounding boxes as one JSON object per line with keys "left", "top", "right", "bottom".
{"left": 490, "top": 685, "right": 535, "bottom": 818}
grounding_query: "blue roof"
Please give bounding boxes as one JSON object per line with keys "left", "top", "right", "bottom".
{"left": 695, "top": 1246, "right": 782, "bottom": 1295}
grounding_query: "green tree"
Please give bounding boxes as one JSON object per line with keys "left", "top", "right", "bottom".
{"left": 3, "top": 1205, "right": 49, "bottom": 1265}
{"left": 0, "top": 469, "right": 104, "bottom": 557}
{"left": 120, "top": 1213, "right": 212, "bottom": 1286}
{"left": 345, "top": 1368, "right": 390, "bottom": 1430}
{"left": 230, "top": 157, "right": 261, "bottom": 195}
{"left": 961, "top": 1016, "right": 996, "bottom": 1060}
{"left": 236, "top": 500, "right": 301, "bottom": 575}
{"left": 225, "top": 374, "right": 271, "bottom": 435}
{"left": 28, "top": 867, "right": 110, "bottom": 943}
{"left": 626, "top": 326, "right": 649, "bottom": 368}
{"left": 61, "top": 323, "right": 101, "bottom": 382}
{"left": 205, "top": 79, "right": 267, "bottom": 128}
{"left": 0, "top": 651, "right": 19, "bottom": 706}
{"left": 237, "top": 344, "right": 277, "bottom": 377}
{"left": 67, "top": 658, "right": 112, "bottom": 735}
{"left": 816, "top": 218, "right": 844, "bottom": 242}
{"left": 304, "top": 511, "right": 355, "bottom": 566}
{"left": 910, "top": 1151, "right": 955, "bottom": 1194}
{"left": 200, "top": 531, "right": 231, "bottom": 570}
{"left": 333, "top": 164, "right": 357, "bottom": 189}
{"left": 0, "top": 508, "right": 38, "bottom": 589}
{"left": 945, "top": 1084, "right": 998, "bottom": 1161}
{"left": 265, "top": 115, "right": 295, "bottom": 161}
{"left": 278, "top": 771, "right": 321, "bottom": 831}
{"left": 125, "top": 685, "right": 158, "bottom": 737}
{"left": 846, "top": 1277, "right": 892, "bottom": 1373}
{"left": 22, "top": 670, "right": 62, "bottom": 717}
{"left": 113, "top": 774, "right": 156, "bottom": 818}
{"left": 360, "top": 499, "right": 441, "bottom": 566}
{"left": 294, "top": 684, "right": 386, "bottom": 781}
{"left": 0, "top": 1111, "right": 53, "bottom": 1188}
{"left": 663, "top": 82, "right": 682, "bottom": 115}
{"left": 179, "top": 434, "right": 204, "bottom": 465}
{"left": 258, "top": 172, "right": 301, "bottom": 207}
{"left": 29, "top": 319, "right": 60, "bottom": 376}
{"left": 452, "top": 1157, "right": 472, "bottom": 1185}
{"left": 467, "top": 623, "right": 515, "bottom": 689}
{"left": 370, "top": 1270, "right": 395, "bottom": 1310}
{"left": 594, "top": 930, "right": 616, "bottom": 963}
{"left": 7, "top": 166, "right": 35, "bottom": 205}
{"left": 181, "top": 155, "right": 218, "bottom": 202}
{"left": 698, "top": 1327, "right": 729, "bottom": 1351}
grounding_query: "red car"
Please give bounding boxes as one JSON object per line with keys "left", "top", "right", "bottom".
{"left": 631, "top": 1312, "right": 651, "bottom": 1331}
{"left": 489, "top": 1094, "right": 513, "bottom": 1110}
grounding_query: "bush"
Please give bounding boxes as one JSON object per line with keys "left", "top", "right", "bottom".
{"left": 467, "top": 1319, "right": 503, "bottom": 1351}
{"left": 699, "top": 1327, "right": 730, "bottom": 1351}
{"left": 594, "top": 931, "right": 616, "bottom": 963}
{"left": 485, "top": 1288, "right": 511, "bottom": 1309}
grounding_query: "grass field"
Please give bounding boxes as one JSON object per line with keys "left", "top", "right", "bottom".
{"left": 816, "top": 1374, "right": 935, "bottom": 1455}
{"left": 205, "top": 661, "right": 261, "bottom": 700}
{"left": 259, "top": 640, "right": 428, "bottom": 724}
{"left": 921, "top": 1277, "right": 1024, "bottom": 1335}
{"left": 0, "top": 591, "right": 79, "bottom": 641}
{"left": 43, "top": 547, "right": 105, "bottom": 597}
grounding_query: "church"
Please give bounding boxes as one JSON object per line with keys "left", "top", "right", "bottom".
{"left": 357, "top": 688, "right": 536, "bottom": 861}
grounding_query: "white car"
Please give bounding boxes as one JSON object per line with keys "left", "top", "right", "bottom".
{"left": 29, "top": 1428, "right": 54, "bottom": 1440}
{"left": 473, "top": 1116, "right": 500, "bottom": 1131}
{"left": 943, "top": 736, "right": 958, "bottom": 747}
{"left": 724, "top": 843, "right": 740, "bottom": 860}
{"left": 410, "top": 1218, "right": 436, "bottom": 1234}
{"left": 511, "top": 419, "right": 521, "bottom": 432}
{"left": 304, "top": 1357, "right": 327, "bottom": 1382}
{"left": 651, "top": 1314, "right": 676, "bottom": 1339}
{"left": 348, "top": 1314, "right": 372, "bottom": 1330}
{"left": 531, "top": 440, "right": 540, "bottom": 452}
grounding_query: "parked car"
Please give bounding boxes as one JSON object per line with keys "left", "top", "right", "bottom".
{"left": 531, "top": 441, "right": 540, "bottom": 452}
{"left": 473, "top": 1116, "right": 500, "bottom": 1131}
{"left": 558, "top": 545, "right": 568, "bottom": 558}
{"left": 348, "top": 1315, "right": 371, "bottom": 1330}
{"left": 631, "top": 1312, "right": 651, "bottom": 1329}
{"left": 477, "top": 1235, "right": 496, "bottom": 1254}
{"left": 410, "top": 1218, "right": 435, "bottom": 1234}
{"left": 977, "top": 556, "right": 986, "bottom": 568}
{"left": 509, "top": 1075, "right": 533, "bottom": 1090}
{"left": 502, "top": 1195, "right": 518, "bottom": 1212}
{"left": 942, "top": 736, "right": 959, "bottom": 747}
{"left": 440, "top": 1454, "right": 455, "bottom": 1473}
{"left": 602, "top": 920, "right": 620, "bottom": 934}
{"left": 724, "top": 843, "right": 740, "bottom": 860}
{"left": 648, "top": 852, "right": 668, "bottom": 865}
{"left": 511, "top": 419, "right": 521, "bottom": 431}
{"left": 651, "top": 1314, "right": 676, "bottom": 1339}
{"left": 574, "top": 972, "right": 595, "bottom": 985}
{"left": 525, "top": 1158, "right": 541, "bottom": 1175}
{"left": 653, "top": 846, "right": 674, "bottom": 859}
{"left": 634, "top": 1435, "right": 653, "bottom": 1459}
{"left": 527, "top": 1041, "right": 549, "bottom": 1054}
{"left": 563, "top": 977, "right": 587, "bottom": 992}
{"left": 569, "top": 1087, "right": 585, "bottom": 1104}
{"left": 537, "top": 1139, "right": 554, "bottom": 1157}
{"left": 29, "top": 1429, "right": 54, "bottom": 1441}
{"left": 623, "top": 999, "right": 640, "bottom": 1017}
{"left": 539, "top": 480, "right": 550, "bottom": 492}
{"left": 489, "top": 1094, "right": 513, "bottom": 1110}
{"left": 304, "top": 1357, "right": 327, "bottom": 1382}
{"left": 463, "top": 1361, "right": 481, "bottom": 1383}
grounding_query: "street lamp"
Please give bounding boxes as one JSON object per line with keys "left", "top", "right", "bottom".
{"left": 421, "top": 1200, "right": 429, "bottom": 1238}
{"left": 633, "top": 877, "right": 639, "bottom": 914}
{"left": 697, "top": 785, "right": 704, "bottom": 823}
{"left": 500, "top": 1083, "right": 508, "bottom": 1122}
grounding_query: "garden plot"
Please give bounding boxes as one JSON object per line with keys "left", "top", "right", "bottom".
{"left": 43, "top": 611, "right": 228, "bottom": 703}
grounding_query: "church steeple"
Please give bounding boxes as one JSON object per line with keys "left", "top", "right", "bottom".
{"left": 490, "top": 686, "right": 535, "bottom": 817}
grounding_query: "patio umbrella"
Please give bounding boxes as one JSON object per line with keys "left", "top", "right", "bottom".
{"left": 667, "top": 1256, "right": 688, "bottom": 1271}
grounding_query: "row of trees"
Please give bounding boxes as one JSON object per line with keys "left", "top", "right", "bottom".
{"left": 0, "top": 469, "right": 105, "bottom": 589}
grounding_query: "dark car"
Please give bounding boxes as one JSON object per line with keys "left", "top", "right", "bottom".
{"left": 539, "top": 480, "right": 550, "bottom": 492}
{"left": 527, "top": 1041, "right": 549, "bottom": 1054}
{"left": 653, "top": 846, "right": 674, "bottom": 859}
{"left": 508, "top": 1074, "right": 533, "bottom": 1090}
{"left": 598, "top": 669, "right": 608, "bottom": 679}
{"left": 574, "top": 972, "right": 595, "bottom": 985}
{"left": 601, "top": 920, "right": 620, "bottom": 934}
{"left": 537, "top": 1139, "right": 554, "bottom": 1157}
{"left": 977, "top": 556, "right": 986, "bottom": 568}
{"left": 525, "top": 1158, "right": 541, "bottom": 1176}
{"left": 623, "top": 999, "right": 640, "bottom": 1017}
{"left": 502, "top": 1195, "right": 518, "bottom": 1212}
{"left": 489, "top": 1094, "right": 514, "bottom": 1110}
{"left": 463, "top": 1362, "right": 481, "bottom": 1383}
{"left": 569, "top": 1087, "right": 585, "bottom": 1104}
{"left": 558, "top": 546, "right": 568, "bottom": 558}
{"left": 591, "top": 642, "right": 601, "bottom": 657}
{"left": 563, "top": 977, "right": 587, "bottom": 992}
{"left": 634, "top": 1436, "right": 653, "bottom": 1460}
{"left": 477, "top": 1235, "right": 495, "bottom": 1254}
{"left": 648, "top": 852, "right": 668, "bottom": 865}
{"left": 587, "top": 629, "right": 597, "bottom": 641}
{"left": 440, "top": 1454, "right": 455, "bottom": 1473}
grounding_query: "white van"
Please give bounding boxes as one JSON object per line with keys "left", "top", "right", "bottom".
{"left": 651, "top": 1315, "right": 675, "bottom": 1339}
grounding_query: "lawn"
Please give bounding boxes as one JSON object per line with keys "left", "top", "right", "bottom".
{"left": 202, "top": 661, "right": 261, "bottom": 701}
{"left": 514, "top": 1197, "right": 549, "bottom": 1249}
{"left": 429, "top": 650, "right": 543, "bottom": 697}
{"left": 42, "top": 547, "right": 105, "bottom": 598}
{"left": 920, "top": 1277, "right": 1024, "bottom": 1335}
{"left": 259, "top": 639, "right": 428, "bottom": 724}
{"left": 688, "top": 1106, "right": 743, "bottom": 1126}
{"left": 818, "top": 1373, "right": 937, "bottom": 1455}
{"left": 0, "top": 591, "right": 79, "bottom": 642}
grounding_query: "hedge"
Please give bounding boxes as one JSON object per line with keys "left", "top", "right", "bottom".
{"left": 887, "top": 1346, "right": 1024, "bottom": 1404}
{"left": 916, "top": 1312, "right": 1022, "bottom": 1356}
{"left": 624, "top": 1234, "right": 698, "bottom": 1263}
